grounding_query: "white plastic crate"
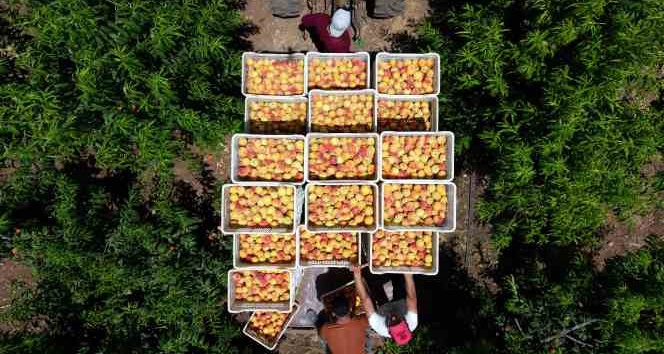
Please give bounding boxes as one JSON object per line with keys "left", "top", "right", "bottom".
{"left": 242, "top": 304, "right": 300, "bottom": 351}
{"left": 233, "top": 233, "right": 299, "bottom": 270}
{"left": 305, "top": 182, "right": 379, "bottom": 233}
{"left": 305, "top": 133, "right": 380, "bottom": 183}
{"left": 244, "top": 95, "right": 308, "bottom": 135}
{"left": 376, "top": 94, "right": 439, "bottom": 132}
{"left": 374, "top": 53, "right": 441, "bottom": 96}
{"left": 230, "top": 134, "right": 306, "bottom": 185}
{"left": 227, "top": 269, "right": 294, "bottom": 313}
{"left": 241, "top": 52, "right": 307, "bottom": 96}
{"left": 379, "top": 131, "right": 454, "bottom": 182}
{"left": 221, "top": 183, "right": 302, "bottom": 235}
{"left": 369, "top": 230, "right": 439, "bottom": 275}
{"left": 380, "top": 181, "right": 456, "bottom": 233}
{"left": 308, "top": 89, "right": 377, "bottom": 133}
{"left": 297, "top": 226, "right": 362, "bottom": 268}
{"left": 306, "top": 52, "right": 371, "bottom": 90}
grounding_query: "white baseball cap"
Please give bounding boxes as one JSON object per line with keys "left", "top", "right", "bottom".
{"left": 329, "top": 9, "right": 351, "bottom": 38}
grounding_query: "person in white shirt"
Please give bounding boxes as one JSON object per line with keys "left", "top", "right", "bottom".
{"left": 352, "top": 266, "right": 418, "bottom": 346}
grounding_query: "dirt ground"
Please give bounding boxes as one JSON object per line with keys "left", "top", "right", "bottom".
{"left": 445, "top": 171, "right": 498, "bottom": 293}
{"left": 593, "top": 156, "right": 664, "bottom": 269}
{"left": 0, "top": 257, "right": 34, "bottom": 333}
{"left": 593, "top": 210, "right": 664, "bottom": 269}
{"left": 241, "top": 0, "right": 430, "bottom": 52}
{"left": 0, "top": 258, "right": 32, "bottom": 309}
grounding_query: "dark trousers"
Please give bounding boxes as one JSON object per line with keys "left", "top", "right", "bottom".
{"left": 361, "top": 268, "right": 406, "bottom": 307}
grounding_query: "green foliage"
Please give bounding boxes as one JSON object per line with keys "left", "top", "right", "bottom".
{"left": 420, "top": 0, "right": 664, "bottom": 249}
{"left": 599, "top": 236, "right": 664, "bottom": 354}
{"left": 0, "top": 0, "right": 250, "bottom": 352}
{"left": 1, "top": 0, "right": 663, "bottom": 353}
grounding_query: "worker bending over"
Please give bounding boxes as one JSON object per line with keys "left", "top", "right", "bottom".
{"left": 353, "top": 266, "right": 417, "bottom": 346}
{"left": 300, "top": 8, "right": 352, "bottom": 52}
{"left": 318, "top": 294, "right": 369, "bottom": 353}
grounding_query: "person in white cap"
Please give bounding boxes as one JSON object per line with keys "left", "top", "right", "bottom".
{"left": 300, "top": 8, "right": 352, "bottom": 52}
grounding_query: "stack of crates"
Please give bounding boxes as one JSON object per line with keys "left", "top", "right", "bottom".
{"left": 225, "top": 51, "right": 456, "bottom": 351}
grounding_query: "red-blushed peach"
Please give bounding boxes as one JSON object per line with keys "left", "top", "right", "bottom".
{"left": 307, "top": 184, "right": 375, "bottom": 228}
{"left": 233, "top": 270, "right": 290, "bottom": 302}
{"left": 308, "top": 137, "right": 376, "bottom": 180}
{"left": 308, "top": 57, "right": 368, "bottom": 90}
{"left": 377, "top": 58, "right": 436, "bottom": 95}
{"left": 245, "top": 57, "right": 304, "bottom": 95}
{"left": 249, "top": 311, "right": 290, "bottom": 340}
{"left": 299, "top": 226, "right": 358, "bottom": 262}
{"left": 383, "top": 183, "right": 447, "bottom": 227}
{"left": 237, "top": 138, "right": 304, "bottom": 182}
{"left": 372, "top": 230, "right": 434, "bottom": 267}
{"left": 248, "top": 100, "right": 307, "bottom": 134}
{"left": 239, "top": 233, "right": 296, "bottom": 264}
{"left": 229, "top": 186, "right": 294, "bottom": 228}
{"left": 310, "top": 93, "right": 374, "bottom": 132}
{"left": 382, "top": 135, "right": 448, "bottom": 179}
{"left": 377, "top": 99, "right": 432, "bottom": 131}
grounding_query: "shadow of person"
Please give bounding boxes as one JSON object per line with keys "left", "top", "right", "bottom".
{"left": 315, "top": 268, "right": 354, "bottom": 301}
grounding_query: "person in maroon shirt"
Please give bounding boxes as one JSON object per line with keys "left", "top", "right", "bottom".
{"left": 300, "top": 9, "right": 352, "bottom": 53}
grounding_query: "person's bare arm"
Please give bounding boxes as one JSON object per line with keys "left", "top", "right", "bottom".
{"left": 404, "top": 274, "right": 417, "bottom": 313}
{"left": 352, "top": 265, "right": 376, "bottom": 315}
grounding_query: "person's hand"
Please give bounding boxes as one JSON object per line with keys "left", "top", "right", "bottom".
{"left": 351, "top": 265, "right": 362, "bottom": 277}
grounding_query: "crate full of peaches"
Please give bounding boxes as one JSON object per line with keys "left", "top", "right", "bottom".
{"left": 227, "top": 269, "right": 293, "bottom": 313}
{"left": 221, "top": 184, "right": 298, "bottom": 234}
{"left": 298, "top": 226, "right": 360, "bottom": 267}
{"left": 242, "top": 304, "right": 299, "bottom": 350}
{"left": 370, "top": 230, "right": 438, "bottom": 275}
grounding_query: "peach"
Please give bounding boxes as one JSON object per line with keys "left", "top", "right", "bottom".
{"left": 299, "top": 226, "right": 358, "bottom": 263}
{"left": 310, "top": 93, "right": 374, "bottom": 132}
{"left": 236, "top": 138, "right": 305, "bottom": 182}
{"left": 248, "top": 101, "right": 307, "bottom": 134}
{"left": 377, "top": 58, "right": 436, "bottom": 95}
{"left": 228, "top": 186, "right": 294, "bottom": 229}
{"left": 249, "top": 311, "right": 290, "bottom": 340}
{"left": 381, "top": 135, "right": 448, "bottom": 179}
{"left": 308, "top": 57, "right": 368, "bottom": 90}
{"left": 377, "top": 99, "right": 432, "bottom": 131}
{"left": 232, "top": 270, "right": 290, "bottom": 302}
{"left": 239, "top": 233, "right": 296, "bottom": 264}
{"left": 372, "top": 230, "right": 434, "bottom": 268}
{"left": 245, "top": 57, "right": 305, "bottom": 95}
{"left": 383, "top": 183, "right": 447, "bottom": 227}
{"left": 307, "top": 184, "right": 375, "bottom": 228}
{"left": 308, "top": 136, "right": 376, "bottom": 180}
